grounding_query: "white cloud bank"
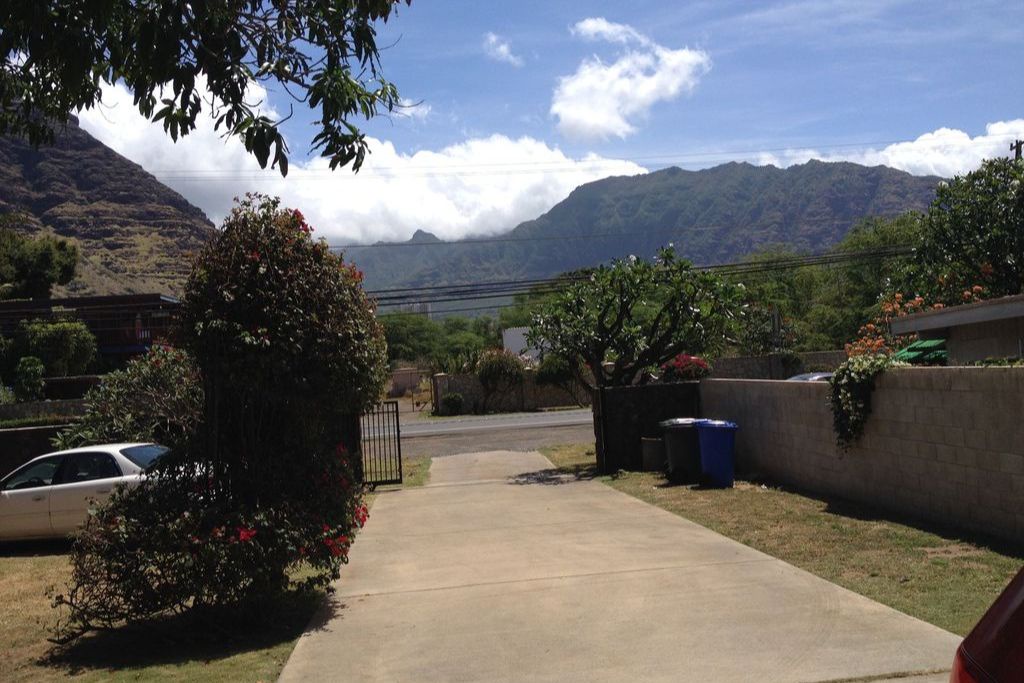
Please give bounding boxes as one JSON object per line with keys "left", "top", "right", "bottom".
{"left": 756, "top": 119, "right": 1024, "bottom": 177}
{"left": 78, "top": 82, "right": 645, "bottom": 244}
{"left": 551, "top": 18, "right": 710, "bottom": 141}
{"left": 483, "top": 32, "right": 523, "bottom": 67}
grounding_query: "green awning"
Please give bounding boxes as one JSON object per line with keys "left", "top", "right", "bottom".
{"left": 894, "top": 338, "right": 947, "bottom": 364}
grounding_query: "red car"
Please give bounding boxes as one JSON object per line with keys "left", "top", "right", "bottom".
{"left": 950, "top": 566, "right": 1024, "bottom": 682}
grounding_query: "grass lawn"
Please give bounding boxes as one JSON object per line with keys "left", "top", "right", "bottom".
{"left": 542, "top": 443, "right": 1024, "bottom": 637}
{"left": 0, "top": 459, "right": 432, "bottom": 682}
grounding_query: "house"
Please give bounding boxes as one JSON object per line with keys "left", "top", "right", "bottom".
{"left": 889, "top": 293, "right": 1024, "bottom": 364}
{"left": 0, "top": 293, "right": 180, "bottom": 362}
{"left": 501, "top": 326, "right": 540, "bottom": 361}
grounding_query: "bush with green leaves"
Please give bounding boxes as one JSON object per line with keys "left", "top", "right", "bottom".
{"left": 476, "top": 349, "right": 525, "bottom": 413}
{"left": 829, "top": 354, "right": 905, "bottom": 448}
{"left": 14, "top": 319, "right": 96, "bottom": 377}
{"left": 529, "top": 247, "right": 740, "bottom": 390}
{"left": 54, "top": 195, "right": 387, "bottom": 640}
{"left": 535, "top": 353, "right": 588, "bottom": 406}
{"left": 53, "top": 346, "right": 202, "bottom": 452}
{"left": 438, "top": 392, "right": 464, "bottom": 416}
{"left": 13, "top": 355, "right": 45, "bottom": 401}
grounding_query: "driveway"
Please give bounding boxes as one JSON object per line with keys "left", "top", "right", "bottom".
{"left": 279, "top": 451, "right": 958, "bottom": 682}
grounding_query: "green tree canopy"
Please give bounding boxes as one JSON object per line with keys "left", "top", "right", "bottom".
{"left": 1, "top": 0, "right": 410, "bottom": 174}
{"left": 912, "top": 157, "right": 1024, "bottom": 303}
{"left": 529, "top": 248, "right": 741, "bottom": 390}
{"left": 0, "top": 223, "right": 78, "bottom": 299}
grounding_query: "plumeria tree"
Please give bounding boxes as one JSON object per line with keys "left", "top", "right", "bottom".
{"left": 529, "top": 247, "right": 741, "bottom": 391}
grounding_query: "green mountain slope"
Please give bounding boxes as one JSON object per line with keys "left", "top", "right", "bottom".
{"left": 0, "top": 116, "right": 214, "bottom": 296}
{"left": 347, "top": 161, "right": 940, "bottom": 291}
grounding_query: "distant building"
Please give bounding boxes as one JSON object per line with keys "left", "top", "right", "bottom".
{"left": 0, "top": 293, "right": 179, "bottom": 362}
{"left": 889, "top": 294, "right": 1024, "bottom": 364}
{"left": 502, "top": 326, "right": 540, "bottom": 361}
{"left": 392, "top": 302, "right": 432, "bottom": 318}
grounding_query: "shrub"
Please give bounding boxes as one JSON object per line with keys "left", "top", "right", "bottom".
{"left": 659, "top": 354, "right": 710, "bottom": 382}
{"left": 535, "top": 353, "right": 574, "bottom": 387}
{"left": 829, "top": 354, "right": 904, "bottom": 448}
{"left": 53, "top": 346, "right": 202, "bottom": 451}
{"left": 16, "top": 319, "right": 96, "bottom": 377}
{"left": 476, "top": 349, "right": 525, "bottom": 413}
{"left": 535, "top": 353, "right": 588, "bottom": 406}
{"left": 13, "top": 355, "right": 45, "bottom": 401}
{"left": 438, "top": 392, "right": 464, "bottom": 416}
{"left": 53, "top": 195, "right": 388, "bottom": 640}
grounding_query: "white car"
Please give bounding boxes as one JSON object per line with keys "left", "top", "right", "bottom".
{"left": 0, "top": 443, "right": 168, "bottom": 541}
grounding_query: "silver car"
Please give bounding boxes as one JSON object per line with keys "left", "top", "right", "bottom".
{"left": 0, "top": 443, "right": 167, "bottom": 541}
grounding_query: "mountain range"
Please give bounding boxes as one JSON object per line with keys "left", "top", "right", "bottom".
{"left": 346, "top": 161, "right": 941, "bottom": 293}
{"left": 0, "top": 120, "right": 941, "bottom": 299}
{"left": 0, "top": 116, "right": 213, "bottom": 296}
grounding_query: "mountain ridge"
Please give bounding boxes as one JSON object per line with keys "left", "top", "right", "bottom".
{"left": 346, "top": 160, "right": 942, "bottom": 292}
{"left": 0, "top": 116, "right": 214, "bottom": 297}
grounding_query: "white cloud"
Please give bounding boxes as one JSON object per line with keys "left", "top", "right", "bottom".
{"left": 78, "top": 81, "right": 646, "bottom": 245}
{"left": 755, "top": 119, "right": 1024, "bottom": 177}
{"left": 483, "top": 32, "right": 523, "bottom": 67}
{"left": 551, "top": 18, "right": 710, "bottom": 141}
{"left": 395, "top": 98, "right": 431, "bottom": 120}
{"left": 571, "top": 17, "right": 652, "bottom": 46}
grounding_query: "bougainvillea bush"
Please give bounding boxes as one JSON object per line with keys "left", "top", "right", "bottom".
{"left": 659, "top": 354, "right": 710, "bottom": 382}
{"left": 53, "top": 195, "right": 387, "bottom": 639}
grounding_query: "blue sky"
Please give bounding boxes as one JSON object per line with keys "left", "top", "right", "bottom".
{"left": 354, "top": 0, "right": 1022, "bottom": 164}
{"left": 81, "top": 0, "right": 1024, "bottom": 244}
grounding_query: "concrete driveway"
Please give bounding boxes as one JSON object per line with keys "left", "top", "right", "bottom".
{"left": 279, "top": 451, "right": 959, "bottom": 682}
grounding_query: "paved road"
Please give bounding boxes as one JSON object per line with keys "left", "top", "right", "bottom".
{"left": 280, "top": 451, "right": 959, "bottom": 682}
{"left": 395, "top": 409, "right": 593, "bottom": 438}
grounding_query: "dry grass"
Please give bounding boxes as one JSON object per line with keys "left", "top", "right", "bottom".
{"left": 0, "top": 459, "right": 436, "bottom": 683}
{"left": 0, "top": 539, "right": 322, "bottom": 682}
{"left": 542, "top": 443, "right": 1024, "bottom": 636}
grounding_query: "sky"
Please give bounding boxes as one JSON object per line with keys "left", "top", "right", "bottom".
{"left": 78, "top": 0, "right": 1024, "bottom": 245}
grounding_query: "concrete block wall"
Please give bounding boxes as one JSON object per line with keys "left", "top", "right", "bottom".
{"left": 947, "top": 317, "right": 1024, "bottom": 363}
{"left": 711, "top": 350, "right": 847, "bottom": 380}
{"left": 700, "top": 367, "right": 1024, "bottom": 544}
{"left": 432, "top": 370, "right": 589, "bottom": 414}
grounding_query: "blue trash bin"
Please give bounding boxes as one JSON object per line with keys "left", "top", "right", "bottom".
{"left": 696, "top": 420, "right": 738, "bottom": 488}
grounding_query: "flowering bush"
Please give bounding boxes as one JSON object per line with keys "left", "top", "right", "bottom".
{"left": 53, "top": 195, "right": 387, "bottom": 640}
{"left": 829, "top": 354, "right": 905, "bottom": 448}
{"left": 659, "top": 354, "right": 710, "bottom": 382}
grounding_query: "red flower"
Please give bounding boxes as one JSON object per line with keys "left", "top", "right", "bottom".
{"left": 354, "top": 505, "right": 369, "bottom": 527}
{"left": 236, "top": 526, "right": 257, "bottom": 542}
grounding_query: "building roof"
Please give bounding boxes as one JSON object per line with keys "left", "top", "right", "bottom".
{"left": 0, "top": 293, "right": 179, "bottom": 313}
{"left": 889, "top": 293, "right": 1024, "bottom": 335}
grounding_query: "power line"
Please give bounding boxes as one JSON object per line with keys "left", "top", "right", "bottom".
{"left": 334, "top": 219, "right": 884, "bottom": 251}
{"left": 144, "top": 132, "right": 1024, "bottom": 179}
{"left": 373, "top": 247, "right": 914, "bottom": 309}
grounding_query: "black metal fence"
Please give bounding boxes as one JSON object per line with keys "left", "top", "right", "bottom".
{"left": 360, "top": 400, "right": 403, "bottom": 487}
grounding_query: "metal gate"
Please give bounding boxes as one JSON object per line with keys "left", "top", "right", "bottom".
{"left": 360, "top": 400, "right": 403, "bottom": 486}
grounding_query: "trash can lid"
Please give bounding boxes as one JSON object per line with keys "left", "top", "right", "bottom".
{"left": 698, "top": 419, "right": 738, "bottom": 429}
{"left": 659, "top": 418, "right": 706, "bottom": 428}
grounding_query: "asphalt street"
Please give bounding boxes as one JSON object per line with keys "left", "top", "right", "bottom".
{"left": 383, "top": 409, "right": 595, "bottom": 460}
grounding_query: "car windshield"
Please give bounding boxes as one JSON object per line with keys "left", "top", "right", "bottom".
{"left": 120, "top": 445, "right": 169, "bottom": 470}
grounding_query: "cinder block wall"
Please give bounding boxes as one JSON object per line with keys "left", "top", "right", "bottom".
{"left": 701, "top": 368, "right": 1024, "bottom": 544}
{"left": 432, "top": 370, "right": 589, "bottom": 414}
{"left": 947, "top": 317, "right": 1024, "bottom": 363}
{"left": 711, "top": 350, "right": 847, "bottom": 379}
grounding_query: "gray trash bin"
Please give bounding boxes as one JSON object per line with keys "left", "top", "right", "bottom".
{"left": 659, "top": 418, "right": 706, "bottom": 483}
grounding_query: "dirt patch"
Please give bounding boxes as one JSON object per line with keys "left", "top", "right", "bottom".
{"left": 923, "top": 543, "right": 985, "bottom": 559}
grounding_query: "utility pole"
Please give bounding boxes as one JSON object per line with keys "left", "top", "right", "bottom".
{"left": 1012, "top": 139, "right": 1023, "bottom": 161}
